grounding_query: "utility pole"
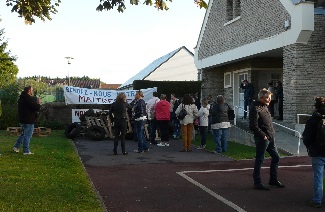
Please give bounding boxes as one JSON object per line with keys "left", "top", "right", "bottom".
{"left": 64, "top": 57, "right": 74, "bottom": 86}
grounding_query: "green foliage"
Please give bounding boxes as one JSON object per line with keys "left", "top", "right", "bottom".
{"left": 0, "top": 130, "right": 103, "bottom": 211}
{"left": 6, "top": 0, "right": 207, "bottom": 24}
{"left": 0, "top": 84, "right": 20, "bottom": 129}
{"left": 0, "top": 27, "right": 18, "bottom": 87}
{"left": 133, "top": 80, "right": 202, "bottom": 100}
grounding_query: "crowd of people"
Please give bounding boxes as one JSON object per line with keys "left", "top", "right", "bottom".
{"left": 3, "top": 84, "right": 324, "bottom": 208}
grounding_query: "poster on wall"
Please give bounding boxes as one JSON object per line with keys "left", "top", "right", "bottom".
{"left": 64, "top": 86, "right": 157, "bottom": 105}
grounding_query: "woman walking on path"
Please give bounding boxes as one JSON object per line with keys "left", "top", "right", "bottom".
{"left": 175, "top": 94, "right": 198, "bottom": 152}
{"left": 155, "top": 94, "right": 171, "bottom": 147}
{"left": 210, "top": 95, "right": 231, "bottom": 153}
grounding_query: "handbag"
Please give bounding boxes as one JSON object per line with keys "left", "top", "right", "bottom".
{"left": 178, "top": 104, "right": 187, "bottom": 120}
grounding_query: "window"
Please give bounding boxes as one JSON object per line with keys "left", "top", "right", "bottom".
{"left": 224, "top": 72, "right": 232, "bottom": 88}
{"left": 226, "top": 0, "right": 241, "bottom": 21}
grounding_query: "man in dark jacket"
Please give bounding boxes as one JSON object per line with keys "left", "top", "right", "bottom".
{"left": 249, "top": 89, "right": 284, "bottom": 190}
{"left": 302, "top": 96, "right": 325, "bottom": 208}
{"left": 13, "top": 86, "right": 41, "bottom": 155}
{"left": 240, "top": 79, "right": 254, "bottom": 119}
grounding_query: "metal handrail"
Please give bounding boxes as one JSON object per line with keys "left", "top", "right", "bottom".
{"left": 234, "top": 105, "right": 302, "bottom": 155}
{"left": 272, "top": 122, "right": 302, "bottom": 155}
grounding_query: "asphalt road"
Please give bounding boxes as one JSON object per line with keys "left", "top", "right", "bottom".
{"left": 74, "top": 137, "right": 318, "bottom": 212}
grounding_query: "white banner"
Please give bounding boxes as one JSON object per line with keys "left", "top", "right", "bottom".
{"left": 72, "top": 109, "right": 108, "bottom": 123}
{"left": 64, "top": 86, "right": 157, "bottom": 104}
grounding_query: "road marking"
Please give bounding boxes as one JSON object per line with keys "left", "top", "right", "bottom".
{"left": 177, "top": 164, "right": 311, "bottom": 212}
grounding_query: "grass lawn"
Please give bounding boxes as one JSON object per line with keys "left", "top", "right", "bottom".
{"left": 0, "top": 130, "right": 103, "bottom": 212}
{"left": 193, "top": 132, "right": 257, "bottom": 160}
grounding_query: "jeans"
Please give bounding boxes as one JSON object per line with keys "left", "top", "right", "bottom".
{"left": 14, "top": 123, "right": 34, "bottom": 153}
{"left": 199, "top": 126, "right": 207, "bottom": 146}
{"left": 311, "top": 157, "right": 325, "bottom": 204}
{"left": 212, "top": 128, "right": 229, "bottom": 153}
{"left": 244, "top": 99, "right": 253, "bottom": 118}
{"left": 134, "top": 120, "right": 148, "bottom": 151}
{"left": 149, "top": 119, "right": 157, "bottom": 143}
{"left": 172, "top": 119, "right": 180, "bottom": 138}
{"left": 253, "top": 137, "right": 280, "bottom": 185}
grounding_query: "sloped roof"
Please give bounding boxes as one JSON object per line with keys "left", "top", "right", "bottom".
{"left": 45, "top": 79, "right": 101, "bottom": 89}
{"left": 100, "top": 84, "right": 121, "bottom": 90}
{"left": 118, "top": 46, "right": 193, "bottom": 89}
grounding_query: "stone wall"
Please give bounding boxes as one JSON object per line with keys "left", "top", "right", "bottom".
{"left": 283, "top": 15, "right": 325, "bottom": 122}
{"left": 198, "top": 0, "right": 290, "bottom": 60}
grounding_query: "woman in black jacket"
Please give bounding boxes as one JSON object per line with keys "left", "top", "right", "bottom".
{"left": 303, "top": 97, "right": 325, "bottom": 208}
{"left": 109, "top": 92, "right": 131, "bottom": 155}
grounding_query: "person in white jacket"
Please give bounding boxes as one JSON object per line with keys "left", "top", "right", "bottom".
{"left": 197, "top": 98, "right": 210, "bottom": 149}
{"left": 175, "top": 94, "right": 198, "bottom": 152}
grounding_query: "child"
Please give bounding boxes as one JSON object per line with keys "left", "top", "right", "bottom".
{"left": 197, "top": 98, "right": 209, "bottom": 149}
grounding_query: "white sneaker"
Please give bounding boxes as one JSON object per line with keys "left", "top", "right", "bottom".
{"left": 13, "top": 147, "right": 19, "bottom": 153}
{"left": 23, "top": 152, "right": 34, "bottom": 155}
{"left": 165, "top": 142, "right": 170, "bottom": 147}
{"left": 157, "top": 142, "right": 165, "bottom": 147}
{"left": 197, "top": 145, "right": 205, "bottom": 150}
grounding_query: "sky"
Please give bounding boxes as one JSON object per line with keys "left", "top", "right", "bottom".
{"left": 0, "top": 0, "right": 206, "bottom": 84}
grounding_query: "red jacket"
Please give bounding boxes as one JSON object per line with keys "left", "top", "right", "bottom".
{"left": 155, "top": 100, "right": 170, "bottom": 120}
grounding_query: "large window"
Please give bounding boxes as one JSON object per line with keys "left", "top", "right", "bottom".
{"left": 226, "top": 0, "right": 241, "bottom": 21}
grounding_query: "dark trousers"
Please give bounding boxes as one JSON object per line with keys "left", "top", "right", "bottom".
{"left": 278, "top": 98, "right": 283, "bottom": 119}
{"left": 113, "top": 119, "right": 127, "bottom": 153}
{"left": 253, "top": 137, "right": 280, "bottom": 185}
{"left": 268, "top": 100, "right": 276, "bottom": 117}
{"left": 199, "top": 126, "right": 207, "bottom": 146}
{"left": 157, "top": 120, "right": 170, "bottom": 142}
{"left": 244, "top": 99, "right": 253, "bottom": 118}
{"left": 149, "top": 119, "right": 157, "bottom": 143}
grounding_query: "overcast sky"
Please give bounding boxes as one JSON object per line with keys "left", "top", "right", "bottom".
{"left": 0, "top": 0, "right": 206, "bottom": 84}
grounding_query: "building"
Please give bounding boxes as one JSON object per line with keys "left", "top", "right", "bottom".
{"left": 194, "top": 0, "right": 325, "bottom": 122}
{"left": 118, "top": 46, "right": 198, "bottom": 90}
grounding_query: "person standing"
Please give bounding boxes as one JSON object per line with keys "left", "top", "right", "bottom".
{"left": 302, "top": 97, "right": 325, "bottom": 208}
{"left": 155, "top": 94, "right": 171, "bottom": 147}
{"left": 146, "top": 92, "right": 160, "bottom": 144}
{"left": 210, "top": 95, "right": 231, "bottom": 153}
{"left": 170, "top": 93, "right": 181, "bottom": 139}
{"left": 197, "top": 98, "right": 209, "bottom": 150}
{"left": 267, "top": 82, "right": 276, "bottom": 118}
{"left": 249, "top": 89, "right": 285, "bottom": 190}
{"left": 175, "top": 94, "right": 198, "bottom": 152}
{"left": 275, "top": 81, "right": 283, "bottom": 120}
{"left": 240, "top": 79, "right": 254, "bottom": 119}
{"left": 133, "top": 91, "right": 149, "bottom": 153}
{"left": 109, "top": 92, "right": 131, "bottom": 155}
{"left": 13, "top": 86, "right": 41, "bottom": 155}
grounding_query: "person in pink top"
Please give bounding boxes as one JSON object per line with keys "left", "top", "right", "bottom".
{"left": 155, "top": 94, "right": 171, "bottom": 146}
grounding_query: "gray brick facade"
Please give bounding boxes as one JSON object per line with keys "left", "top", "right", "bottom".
{"left": 198, "top": 0, "right": 290, "bottom": 60}
{"left": 283, "top": 15, "right": 325, "bottom": 122}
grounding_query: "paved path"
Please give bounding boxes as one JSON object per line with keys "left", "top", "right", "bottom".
{"left": 74, "top": 138, "right": 317, "bottom": 212}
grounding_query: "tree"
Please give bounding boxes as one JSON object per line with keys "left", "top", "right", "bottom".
{"left": 5, "top": 0, "right": 208, "bottom": 24}
{"left": 0, "top": 22, "right": 18, "bottom": 87}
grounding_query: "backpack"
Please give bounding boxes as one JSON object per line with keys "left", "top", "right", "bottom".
{"left": 316, "top": 115, "right": 325, "bottom": 147}
{"left": 178, "top": 104, "right": 187, "bottom": 120}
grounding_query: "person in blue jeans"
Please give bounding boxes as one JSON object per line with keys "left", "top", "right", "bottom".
{"left": 13, "top": 86, "right": 41, "bottom": 155}
{"left": 132, "top": 91, "right": 149, "bottom": 153}
{"left": 249, "top": 89, "right": 284, "bottom": 190}
{"left": 210, "top": 95, "right": 231, "bottom": 153}
{"left": 303, "top": 96, "right": 325, "bottom": 208}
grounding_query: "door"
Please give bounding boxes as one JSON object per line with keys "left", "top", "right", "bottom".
{"left": 238, "top": 73, "right": 248, "bottom": 117}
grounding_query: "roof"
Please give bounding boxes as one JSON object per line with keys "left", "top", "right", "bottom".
{"left": 45, "top": 79, "right": 101, "bottom": 89}
{"left": 100, "top": 84, "right": 121, "bottom": 90}
{"left": 118, "top": 46, "right": 193, "bottom": 89}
